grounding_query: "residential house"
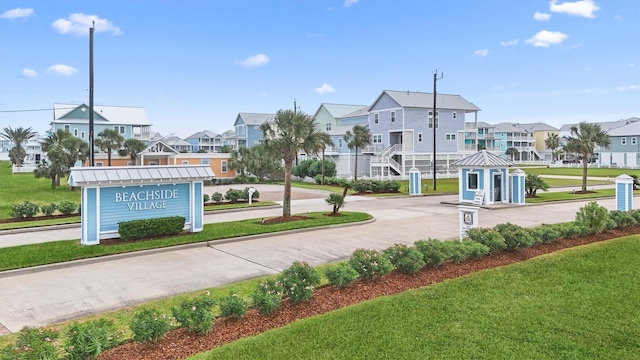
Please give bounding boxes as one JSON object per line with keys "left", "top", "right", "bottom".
{"left": 596, "top": 118, "right": 640, "bottom": 167}
{"left": 366, "top": 90, "right": 481, "bottom": 177}
{"left": 494, "top": 122, "right": 558, "bottom": 161}
{"left": 231, "top": 112, "right": 275, "bottom": 150}
{"left": 457, "top": 121, "right": 500, "bottom": 155}
{"left": 186, "top": 130, "right": 225, "bottom": 153}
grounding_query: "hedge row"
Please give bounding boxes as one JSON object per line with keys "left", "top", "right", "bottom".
{"left": 10, "top": 200, "right": 80, "bottom": 219}
{"left": 118, "top": 216, "right": 186, "bottom": 241}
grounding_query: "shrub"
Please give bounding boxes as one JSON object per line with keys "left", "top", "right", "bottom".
{"left": 609, "top": 210, "right": 638, "bottom": 228}
{"left": 349, "top": 248, "right": 393, "bottom": 280}
{"left": 383, "top": 180, "right": 401, "bottom": 192}
{"left": 292, "top": 159, "right": 314, "bottom": 178}
{"left": 224, "top": 189, "right": 244, "bottom": 203}
{"left": 171, "top": 295, "right": 216, "bottom": 335}
{"left": 58, "top": 201, "right": 78, "bottom": 215}
{"left": 324, "top": 263, "right": 359, "bottom": 288}
{"left": 414, "top": 238, "right": 452, "bottom": 267}
{"left": 278, "top": 261, "right": 321, "bottom": 303}
{"left": 325, "top": 193, "right": 345, "bottom": 214}
{"left": 370, "top": 180, "right": 384, "bottom": 193}
{"left": 203, "top": 194, "right": 210, "bottom": 203}
{"left": 244, "top": 187, "right": 260, "bottom": 200}
{"left": 462, "top": 239, "right": 490, "bottom": 259}
{"left": 130, "top": 307, "right": 172, "bottom": 343}
{"left": 528, "top": 224, "right": 562, "bottom": 244}
{"left": 219, "top": 293, "right": 249, "bottom": 319}
{"left": 10, "top": 201, "right": 40, "bottom": 219}
{"left": 494, "top": 222, "right": 535, "bottom": 251}
{"left": 118, "top": 216, "right": 185, "bottom": 241}
{"left": 308, "top": 160, "right": 336, "bottom": 178}
{"left": 449, "top": 241, "right": 470, "bottom": 264}
{"left": 1, "top": 326, "right": 59, "bottom": 360}
{"left": 575, "top": 201, "right": 609, "bottom": 234}
{"left": 554, "top": 222, "right": 587, "bottom": 239}
{"left": 251, "top": 279, "right": 283, "bottom": 315}
{"left": 40, "top": 203, "right": 57, "bottom": 216}
{"left": 64, "top": 318, "right": 122, "bottom": 360}
{"left": 383, "top": 243, "right": 426, "bottom": 275}
{"left": 629, "top": 209, "right": 640, "bottom": 223}
{"left": 211, "top": 192, "right": 224, "bottom": 204}
{"left": 351, "top": 180, "right": 371, "bottom": 193}
{"left": 466, "top": 228, "right": 506, "bottom": 253}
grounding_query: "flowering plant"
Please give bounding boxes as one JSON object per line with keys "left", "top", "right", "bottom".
{"left": 171, "top": 295, "right": 216, "bottom": 335}
{"left": 278, "top": 261, "right": 321, "bottom": 303}
{"left": 349, "top": 248, "right": 393, "bottom": 280}
{"left": 251, "top": 279, "right": 283, "bottom": 314}
{"left": 219, "top": 292, "right": 249, "bottom": 319}
{"left": 129, "top": 307, "right": 172, "bottom": 343}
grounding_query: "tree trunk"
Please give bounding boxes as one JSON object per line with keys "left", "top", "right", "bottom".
{"left": 107, "top": 148, "right": 112, "bottom": 166}
{"left": 321, "top": 149, "right": 325, "bottom": 185}
{"left": 283, "top": 159, "right": 293, "bottom": 217}
{"left": 581, "top": 152, "right": 588, "bottom": 192}
{"left": 353, "top": 146, "right": 359, "bottom": 181}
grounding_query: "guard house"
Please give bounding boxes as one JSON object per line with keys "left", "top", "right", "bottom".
{"left": 452, "top": 150, "right": 515, "bottom": 205}
{"left": 68, "top": 165, "right": 214, "bottom": 245}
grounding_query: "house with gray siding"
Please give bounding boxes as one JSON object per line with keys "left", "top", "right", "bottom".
{"left": 232, "top": 112, "right": 275, "bottom": 150}
{"left": 597, "top": 118, "right": 640, "bottom": 167}
{"left": 186, "top": 130, "right": 226, "bottom": 153}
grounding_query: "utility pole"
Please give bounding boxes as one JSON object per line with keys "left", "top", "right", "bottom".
{"left": 433, "top": 70, "right": 443, "bottom": 191}
{"left": 293, "top": 99, "right": 297, "bottom": 114}
{"left": 89, "top": 21, "right": 95, "bottom": 166}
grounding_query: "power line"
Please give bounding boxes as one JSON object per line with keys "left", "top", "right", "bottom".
{"left": 0, "top": 106, "right": 79, "bottom": 113}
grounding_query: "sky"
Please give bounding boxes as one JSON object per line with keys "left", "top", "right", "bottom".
{"left": 0, "top": 0, "right": 639, "bottom": 138}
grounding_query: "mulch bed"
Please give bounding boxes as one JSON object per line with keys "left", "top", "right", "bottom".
{"left": 0, "top": 213, "right": 78, "bottom": 224}
{"left": 98, "top": 225, "right": 640, "bottom": 360}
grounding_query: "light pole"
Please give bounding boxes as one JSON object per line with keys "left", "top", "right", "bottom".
{"left": 433, "top": 70, "right": 443, "bottom": 191}
{"left": 89, "top": 21, "right": 95, "bottom": 166}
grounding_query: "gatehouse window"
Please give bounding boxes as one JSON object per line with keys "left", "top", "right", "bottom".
{"left": 467, "top": 172, "right": 479, "bottom": 190}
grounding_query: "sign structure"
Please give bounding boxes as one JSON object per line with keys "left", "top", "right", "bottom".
{"left": 457, "top": 205, "right": 479, "bottom": 240}
{"left": 69, "top": 165, "right": 214, "bottom": 245}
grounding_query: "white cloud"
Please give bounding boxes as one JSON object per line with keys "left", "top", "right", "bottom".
{"left": 474, "top": 49, "right": 489, "bottom": 57}
{"left": 344, "top": 0, "right": 359, "bottom": 8}
{"left": 21, "top": 68, "right": 38, "bottom": 78}
{"left": 500, "top": 39, "right": 519, "bottom": 46}
{"left": 534, "top": 11, "right": 551, "bottom": 21}
{"left": 629, "top": 63, "right": 636, "bottom": 68}
{"left": 312, "top": 83, "right": 336, "bottom": 94}
{"left": 237, "top": 53, "right": 270, "bottom": 67}
{"left": 525, "top": 30, "right": 568, "bottom": 47}
{"left": 52, "top": 13, "right": 122, "bottom": 36}
{"left": 0, "top": 8, "right": 33, "bottom": 20}
{"left": 549, "top": 0, "right": 600, "bottom": 18}
{"left": 46, "top": 64, "right": 78, "bottom": 76}
{"left": 618, "top": 85, "right": 638, "bottom": 91}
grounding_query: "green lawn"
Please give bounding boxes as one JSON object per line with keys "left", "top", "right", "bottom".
{"left": 527, "top": 188, "right": 640, "bottom": 203}
{"left": 519, "top": 166, "right": 639, "bottom": 178}
{"left": 193, "top": 235, "right": 640, "bottom": 359}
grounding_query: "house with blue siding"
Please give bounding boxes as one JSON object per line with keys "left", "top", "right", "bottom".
{"left": 597, "top": 118, "right": 640, "bottom": 167}
{"left": 366, "top": 90, "right": 481, "bottom": 177}
{"left": 186, "top": 130, "right": 227, "bottom": 153}
{"left": 457, "top": 121, "right": 500, "bottom": 155}
{"left": 231, "top": 112, "right": 275, "bottom": 149}
{"left": 494, "top": 122, "right": 558, "bottom": 161}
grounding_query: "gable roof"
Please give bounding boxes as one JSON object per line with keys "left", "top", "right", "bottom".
{"left": 187, "top": 130, "right": 219, "bottom": 139}
{"left": 373, "top": 90, "right": 481, "bottom": 112}
{"left": 313, "top": 103, "right": 368, "bottom": 119}
{"left": 607, "top": 121, "right": 640, "bottom": 136}
{"left": 234, "top": 112, "right": 275, "bottom": 126}
{"left": 452, "top": 150, "right": 515, "bottom": 167}
{"left": 559, "top": 118, "right": 640, "bottom": 132}
{"left": 53, "top": 103, "right": 151, "bottom": 126}
{"left": 337, "top": 106, "right": 370, "bottom": 119}
{"left": 68, "top": 165, "right": 214, "bottom": 186}
{"left": 141, "top": 140, "right": 179, "bottom": 154}
{"left": 493, "top": 122, "right": 558, "bottom": 133}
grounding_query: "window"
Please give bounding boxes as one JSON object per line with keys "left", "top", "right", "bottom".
{"left": 390, "top": 111, "right": 396, "bottom": 123}
{"left": 428, "top": 111, "right": 439, "bottom": 129}
{"left": 81, "top": 131, "right": 85, "bottom": 139}
{"left": 467, "top": 172, "right": 479, "bottom": 190}
{"left": 374, "top": 113, "right": 379, "bottom": 125}
{"left": 95, "top": 162, "right": 103, "bottom": 167}
{"left": 221, "top": 161, "right": 228, "bottom": 173}
{"left": 182, "top": 161, "right": 189, "bottom": 165}
{"left": 114, "top": 126, "right": 125, "bottom": 134}
{"left": 446, "top": 133, "right": 456, "bottom": 141}
{"left": 373, "top": 134, "right": 382, "bottom": 143}
{"left": 326, "top": 123, "right": 332, "bottom": 131}
{"left": 621, "top": 137, "right": 627, "bottom": 145}
{"left": 452, "top": 112, "right": 457, "bottom": 119}
{"left": 632, "top": 137, "right": 637, "bottom": 145}
{"left": 73, "top": 128, "right": 78, "bottom": 136}
{"left": 64, "top": 124, "right": 70, "bottom": 132}
{"left": 339, "top": 138, "right": 343, "bottom": 148}
{"left": 418, "top": 133, "right": 423, "bottom": 142}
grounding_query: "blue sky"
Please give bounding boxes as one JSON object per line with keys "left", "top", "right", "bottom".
{"left": 1, "top": 0, "right": 638, "bottom": 138}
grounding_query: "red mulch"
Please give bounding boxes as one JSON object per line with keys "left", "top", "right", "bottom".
{"left": 0, "top": 213, "right": 78, "bottom": 224}
{"left": 99, "top": 225, "right": 640, "bottom": 360}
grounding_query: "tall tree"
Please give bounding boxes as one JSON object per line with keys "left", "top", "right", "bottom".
{"left": 243, "top": 144, "right": 284, "bottom": 181}
{"left": 219, "top": 144, "right": 234, "bottom": 153}
{"left": 505, "top": 147, "right": 519, "bottom": 161}
{"left": 38, "top": 129, "right": 88, "bottom": 188}
{"left": 343, "top": 125, "right": 371, "bottom": 181}
{"left": 228, "top": 147, "right": 250, "bottom": 177}
{"left": 95, "top": 128, "right": 125, "bottom": 166}
{"left": 261, "top": 109, "right": 326, "bottom": 217}
{"left": 544, "top": 133, "right": 561, "bottom": 161}
{"left": 0, "top": 126, "right": 37, "bottom": 167}
{"left": 121, "top": 138, "right": 146, "bottom": 165}
{"left": 316, "top": 132, "right": 334, "bottom": 185}
{"left": 565, "top": 122, "right": 611, "bottom": 192}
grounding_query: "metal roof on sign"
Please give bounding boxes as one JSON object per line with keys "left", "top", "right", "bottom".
{"left": 452, "top": 150, "right": 515, "bottom": 168}
{"left": 68, "top": 165, "right": 215, "bottom": 186}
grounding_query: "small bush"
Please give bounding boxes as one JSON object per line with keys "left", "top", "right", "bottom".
{"left": 219, "top": 293, "right": 249, "bottom": 319}
{"left": 528, "top": 224, "right": 562, "bottom": 244}
{"left": 462, "top": 239, "right": 490, "bottom": 259}
{"left": 575, "top": 201, "right": 609, "bottom": 234}
{"left": 324, "top": 263, "right": 359, "bottom": 288}
{"left": 58, "top": 201, "right": 78, "bottom": 215}
{"left": 171, "top": 295, "right": 215, "bottom": 335}
{"left": 349, "top": 248, "right": 394, "bottom": 280}
{"left": 325, "top": 193, "right": 345, "bottom": 214}
{"left": 1, "top": 326, "right": 59, "bottom": 360}
{"left": 466, "top": 228, "right": 506, "bottom": 254}
{"left": 118, "top": 216, "right": 185, "bottom": 241}
{"left": 370, "top": 180, "right": 384, "bottom": 193}
{"left": 383, "top": 243, "right": 426, "bottom": 275}
{"left": 414, "top": 238, "right": 452, "bottom": 267}
{"left": 609, "top": 210, "right": 638, "bottom": 228}
{"left": 449, "top": 241, "right": 470, "bottom": 264}
{"left": 251, "top": 279, "right": 283, "bottom": 315}
{"left": 244, "top": 187, "right": 260, "bottom": 200}
{"left": 224, "top": 189, "right": 244, "bottom": 203}
{"left": 64, "top": 318, "right": 122, "bottom": 360}
{"left": 351, "top": 180, "right": 371, "bottom": 193}
{"left": 383, "top": 180, "right": 401, "bottom": 192}
{"left": 554, "top": 222, "right": 587, "bottom": 239}
{"left": 494, "top": 222, "right": 535, "bottom": 251}
{"left": 278, "top": 261, "right": 321, "bottom": 303}
{"left": 629, "top": 209, "right": 640, "bottom": 223}
{"left": 203, "top": 194, "right": 210, "bottom": 203}
{"left": 10, "top": 201, "right": 40, "bottom": 219}
{"left": 211, "top": 192, "right": 224, "bottom": 204}
{"left": 130, "top": 307, "right": 172, "bottom": 343}
{"left": 40, "top": 203, "right": 57, "bottom": 216}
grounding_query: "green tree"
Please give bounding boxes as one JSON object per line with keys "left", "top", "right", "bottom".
{"left": 565, "top": 122, "right": 611, "bottom": 192}
{"left": 219, "top": 144, "right": 234, "bottom": 153}
{"left": 505, "top": 147, "right": 519, "bottom": 161}
{"left": 121, "top": 138, "right": 146, "bottom": 165}
{"left": 245, "top": 144, "right": 284, "bottom": 181}
{"left": 229, "top": 147, "right": 250, "bottom": 177}
{"left": 525, "top": 173, "right": 549, "bottom": 197}
{"left": 0, "top": 126, "right": 37, "bottom": 167}
{"left": 325, "top": 193, "right": 345, "bottom": 215}
{"left": 95, "top": 128, "right": 125, "bottom": 166}
{"left": 38, "top": 129, "right": 89, "bottom": 188}
{"left": 544, "top": 133, "right": 561, "bottom": 161}
{"left": 261, "top": 109, "right": 327, "bottom": 217}
{"left": 317, "top": 132, "right": 334, "bottom": 185}
{"left": 8, "top": 147, "right": 26, "bottom": 167}
{"left": 343, "top": 125, "right": 371, "bottom": 181}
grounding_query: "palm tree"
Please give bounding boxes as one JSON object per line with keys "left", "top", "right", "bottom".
{"left": 565, "top": 122, "right": 611, "bottom": 192}
{"left": 343, "top": 125, "right": 371, "bottom": 181}
{"left": 228, "top": 147, "right": 250, "bottom": 178}
{"left": 95, "top": 129, "right": 125, "bottom": 166}
{"left": 544, "top": 133, "right": 561, "bottom": 161}
{"left": 39, "top": 129, "right": 89, "bottom": 187}
{"left": 0, "top": 126, "right": 37, "bottom": 167}
{"left": 316, "top": 132, "right": 334, "bottom": 185}
{"left": 122, "top": 138, "right": 146, "bottom": 165}
{"left": 505, "top": 147, "right": 519, "bottom": 161}
{"left": 261, "top": 109, "right": 327, "bottom": 217}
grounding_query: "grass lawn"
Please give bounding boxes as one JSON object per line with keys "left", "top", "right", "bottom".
{"left": 527, "top": 188, "right": 640, "bottom": 203}
{"left": 0, "top": 211, "right": 371, "bottom": 271}
{"left": 519, "top": 166, "right": 638, "bottom": 178}
{"left": 193, "top": 235, "right": 640, "bottom": 359}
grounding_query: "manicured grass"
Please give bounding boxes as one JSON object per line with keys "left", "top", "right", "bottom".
{"left": 520, "top": 166, "right": 637, "bottom": 178}
{"left": 526, "top": 188, "right": 640, "bottom": 203}
{"left": 192, "top": 236, "right": 640, "bottom": 359}
{"left": 0, "top": 212, "right": 371, "bottom": 271}
{"left": 539, "top": 177, "right": 610, "bottom": 188}
{"left": 203, "top": 201, "right": 278, "bottom": 211}
{"left": 0, "top": 216, "right": 81, "bottom": 231}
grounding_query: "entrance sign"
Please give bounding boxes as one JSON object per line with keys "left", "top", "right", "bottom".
{"left": 458, "top": 205, "right": 479, "bottom": 240}
{"left": 69, "top": 165, "right": 214, "bottom": 245}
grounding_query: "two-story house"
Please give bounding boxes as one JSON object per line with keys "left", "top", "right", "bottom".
{"left": 186, "top": 130, "right": 226, "bottom": 153}
{"left": 595, "top": 117, "right": 640, "bottom": 167}
{"left": 231, "top": 112, "right": 275, "bottom": 150}
{"left": 457, "top": 121, "right": 500, "bottom": 155}
{"left": 493, "top": 122, "right": 537, "bottom": 161}
{"left": 366, "top": 90, "right": 481, "bottom": 177}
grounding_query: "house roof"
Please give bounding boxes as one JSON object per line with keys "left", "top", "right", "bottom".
{"left": 187, "top": 130, "right": 219, "bottom": 139}
{"left": 377, "top": 90, "right": 481, "bottom": 112}
{"left": 68, "top": 165, "right": 215, "bottom": 186}
{"left": 493, "top": 122, "right": 558, "bottom": 133}
{"left": 314, "top": 103, "right": 368, "bottom": 119}
{"left": 607, "top": 121, "right": 640, "bottom": 136}
{"left": 452, "top": 150, "right": 515, "bottom": 168}
{"left": 337, "top": 106, "right": 370, "bottom": 119}
{"left": 559, "top": 118, "right": 640, "bottom": 132}
{"left": 53, "top": 103, "right": 151, "bottom": 126}
{"left": 234, "top": 112, "right": 275, "bottom": 126}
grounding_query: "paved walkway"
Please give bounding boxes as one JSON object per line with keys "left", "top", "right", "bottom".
{"left": 0, "top": 189, "right": 635, "bottom": 333}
